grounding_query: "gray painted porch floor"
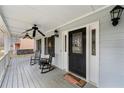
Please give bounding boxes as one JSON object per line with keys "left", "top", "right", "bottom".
{"left": 1, "top": 55, "right": 96, "bottom": 88}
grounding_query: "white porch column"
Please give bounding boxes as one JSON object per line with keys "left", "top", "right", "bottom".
{"left": 41, "top": 37, "right": 45, "bottom": 55}
{"left": 34, "top": 39, "right": 36, "bottom": 51}
{"left": 4, "top": 33, "right": 11, "bottom": 54}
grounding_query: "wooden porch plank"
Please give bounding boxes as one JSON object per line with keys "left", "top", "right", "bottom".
{"left": 19, "top": 63, "right": 30, "bottom": 88}
{"left": 29, "top": 65, "right": 46, "bottom": 87}
{"left": 6, "top": 61, "right": 14, "bottom": 88}
{"left": 1, "top": 65, "right": 10, "bottom": 88}
{"left": 24, "top": 65, "right": 41, "bottom": 88}
{"left": 29, "top": 64, "right": 69, "bottom": 88}
{"left": 22, "top": 65, "right": 36, "bottom": 88}
{"left": 17, "top": 65, "right": 24, "bottom": 88}
{"left": 12, "top": 58, "right": 18, "bottom": 88}
{"left": 22, "top": 57, "right": 39, "bottom": 88}
{"left": 29, "top": 64, "right": 50, "bottom": 87}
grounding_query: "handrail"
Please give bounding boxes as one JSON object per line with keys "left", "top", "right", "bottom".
{"left": 0, "top": 51, "right": 11, "bottom": 87}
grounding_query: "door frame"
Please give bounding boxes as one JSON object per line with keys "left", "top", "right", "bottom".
{"left": 61, "top": 21, "right": 99, "bottom": 87}
{"left": 89, "top": 21, "right": 100, "bottom": 87}
{"left": 68, "top": 28, "right": 87, "bottom": 78}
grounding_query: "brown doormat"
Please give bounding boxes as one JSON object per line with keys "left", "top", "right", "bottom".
{"left": 64, "top": 73, "right": 87, "bottom": 87}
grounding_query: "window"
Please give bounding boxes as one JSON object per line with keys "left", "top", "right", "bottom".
{"left": 36, "top": 39, "right": 41, "bottom": 51}
{"left": 92, "top": 29, "right": 96, "bottom": 55}
{"left": 45, "top": 36, "right": 55, "bottom": 57}
{"left": 0, "top": 30, "right": 4, "bottom": 57}
{"left": 65, "top": 35, "right": 67, "bottom": 52}
{"left": 45, "top": 38, "right": 48, "bottom": 55}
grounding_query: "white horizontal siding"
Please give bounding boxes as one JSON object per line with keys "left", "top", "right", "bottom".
{"left": 38, "top": 5, "right": 124, "bottom": 87}
{"left": 57, "top": 5, "right": 124, "bottom": 87}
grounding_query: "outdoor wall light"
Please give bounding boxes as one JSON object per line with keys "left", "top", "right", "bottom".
{"left": 110, "top": 5, "right": 124, "bottom": 26}
{"left": 54, "top": 30, "right": 59, "bottom": 37}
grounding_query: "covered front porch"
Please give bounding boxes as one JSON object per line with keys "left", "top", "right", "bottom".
{"left": 0, "top": 5, "right": 124, "bottom": 88}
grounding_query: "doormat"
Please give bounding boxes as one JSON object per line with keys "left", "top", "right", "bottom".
{"left": 64, "top": 73, "right": 87, "bottom": 87}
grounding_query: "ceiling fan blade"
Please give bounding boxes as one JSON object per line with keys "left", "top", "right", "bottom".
{"left": 21, "top": 31, "right": 27, "bottom": 34}
{"left": 21, "top": 29, "right": 33, "bottom": 34}
{"left": 28, "top": 36, "right": 33, "bottom": 39}
{"left": 37, "top": 30, "right": 45, "bottom": 36}
{"left": 23, "top": 35, "right": 26, "bottom": 39}
{"left": 23, "top": 33, "right": 32, "bottom": 39}
{"left": 26, "top": 28, "right": 33, "bottom": 31}
{"left": 33, "top": 30, "right": 36, "bottom": 37}
{"left": 27, "top": 35, "right": 32, "bottom": 39}
{"left": 23, "top": 36, "right": 32, "bottom": 39}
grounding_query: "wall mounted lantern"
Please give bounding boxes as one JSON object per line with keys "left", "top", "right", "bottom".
{"left": 110, "top": 5, "right": 124, "bottom": 26}
{"left": 54, "top": 30, "right": 59, "bottom": 37}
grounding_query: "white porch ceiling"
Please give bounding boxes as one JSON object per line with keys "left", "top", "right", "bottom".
{"left": 0, "top": 5, "right": 105, "bottom": 36}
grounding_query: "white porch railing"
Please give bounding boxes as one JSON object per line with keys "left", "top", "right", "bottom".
{"left": 0, "top": 51, "right": 11, "bottom": 87}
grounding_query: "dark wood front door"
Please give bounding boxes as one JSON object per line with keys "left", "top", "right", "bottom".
{"left": 69, "top": 27, "right": 86, "bottom": 78}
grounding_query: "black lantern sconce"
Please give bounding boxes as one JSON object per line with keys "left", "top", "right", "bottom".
{"left": 110, "top": 5, "right": 124, "bottom": 26}
{"left": 54, "top": 30, "right": 59, "bottom": 37}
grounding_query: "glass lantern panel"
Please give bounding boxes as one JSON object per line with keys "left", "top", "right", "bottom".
{"left": 118, "top": 9, "right": 123, "bottom": 18}
{"left": 113, "top": 9, "right": 119, "bottom": 18}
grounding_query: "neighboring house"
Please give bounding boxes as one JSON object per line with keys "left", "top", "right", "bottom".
{"left": 19, "top": 38, "right": 34, "bottom": 49}
{"left": 14, "top": 38, "right": 35, "bottom": 55}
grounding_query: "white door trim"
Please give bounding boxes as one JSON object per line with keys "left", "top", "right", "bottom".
{"left": 61, "top": 21, "right": 100, "bottom": 87}
{"left": 89, "top": 21, "right": 100, "bottom": 87}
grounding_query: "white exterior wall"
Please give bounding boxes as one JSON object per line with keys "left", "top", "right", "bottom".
{"left": 39, "top": 5, "right": 124, "bottom": 87}
{"left": 4, "top": 33, "right": 11, "bottom": 54}
{"left": 54, "top": 32, "right": 63, "bottom": 68}
{"left": 57, "top": 6, "right": 124, "bottom": 87}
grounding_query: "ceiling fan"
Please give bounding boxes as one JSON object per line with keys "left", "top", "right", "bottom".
{"left": 23, "top": 33, "right": 32, "bottom": 39}
{"left": 22, "top": 24, "right": 45, "bottom": 37}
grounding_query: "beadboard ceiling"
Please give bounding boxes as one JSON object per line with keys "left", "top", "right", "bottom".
{"left": 0, "top": 5, "right": 105, "bottom": 36}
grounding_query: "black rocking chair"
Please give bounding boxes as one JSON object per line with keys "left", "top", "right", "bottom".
{"left": 39, "top": 55, "right": 54, "bottom": 73}
{"left": 30, "top": 50, "right": 41, "bottom": 65}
